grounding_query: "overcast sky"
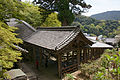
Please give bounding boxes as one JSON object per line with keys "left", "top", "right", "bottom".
{"left": 22, "top": 0, "right": 120, "bottom": 16}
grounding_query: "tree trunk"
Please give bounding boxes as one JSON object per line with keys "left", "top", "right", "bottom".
{"left": 62, "top": 19, "right": 68, "bottom": 26}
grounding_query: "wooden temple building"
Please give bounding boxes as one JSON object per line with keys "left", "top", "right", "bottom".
{"left": 24, "top": 26, "right": 113, "bottom": 78}
{"left": 7, "top": 19, "right": 113, "bottom": 78}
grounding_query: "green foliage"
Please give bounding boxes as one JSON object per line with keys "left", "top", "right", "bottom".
{"left": 73, "top": 15, "right": 120, "bottom": 37}
{"left": 80, "top": 49, "right": 120, "bottom": 80}
{"left": 20, "top": 2, "right": 43, "bottom": 28}
{"left": 0, "top": 0, "right": 45, "bottom": 28}
{"left": 0, "top": 0, "right": 24, "bottom": 21}
{"left": 66, "top": 74, "right": 74, "bottom": 80}
{"left": 41, "top": 13, "right": 61, "bottom": 27}
{"left": 0, "top": 21, "right": 22, "bottom": 78}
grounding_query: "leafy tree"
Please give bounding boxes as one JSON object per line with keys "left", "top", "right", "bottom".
{"left": 0, "top": 21, "right": 22, "bottom": 78}
{"left": 20, "top": 2, "right": 44, "bottom": 28}
{"left": 0, "top": 0, "right": 45, "bottom": 28}
{"left": 0, "top": 0, "right": 24, "bottom": 21}
{"left": 41, "top": 12, "right": 61, "bottom": 27}
{"left": 33, "top": 0, "right": 91, "bottom": 26}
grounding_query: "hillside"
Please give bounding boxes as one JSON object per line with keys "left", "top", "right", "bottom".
{"left": 72, "top": 15, "right": 120, "bottom": 38}
{"left": 91, "top": 11, "right": 120, "bottom": 20}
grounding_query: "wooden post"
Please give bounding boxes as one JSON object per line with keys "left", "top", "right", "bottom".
{"left": 92, "top": 48, "right": 95, "bottom": 59}
{"left": 72, "top": 51, "right": 74, "bottom": 63}
{"left": 80, "top": 48, "right": 82, "bottom": 62}
{"left": 39, "top": 47, "right": 42, "bottom": 66}
{"left": 57, "top": 53, "right": 62, "bottom": 78}
{"left": 87, "top": 48, "right": 90, "bottom": 60}
{"left": 91, "top": 48, "right": 93, "bottom": 59}
{"left": 33, "top": 45, "right": 36, "bottom": 66}
{"left": 77, "top": 49, "right": 80, "bottom": 66}
{"left": 86, "top": 48, "right": 88, "bottom": 61}
{"left": 67, "top": 52, "right": 69, "bottom": 65}
{"left": 83, "top": 48, "right": 87, "bottom": 63}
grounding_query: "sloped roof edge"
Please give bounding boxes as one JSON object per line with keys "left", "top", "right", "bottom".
{"left": 20, "top": 20, "right": 36, "bottom": 32}
{"left": 55, "top": 26, "right": 80, "bottom": 50}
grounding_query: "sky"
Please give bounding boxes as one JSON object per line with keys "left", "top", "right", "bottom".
{"left": 83, "top": 0, "right": 120, "bottom": 16}
{"left": 22, "top": 0, "right": 120, "bottom": 16}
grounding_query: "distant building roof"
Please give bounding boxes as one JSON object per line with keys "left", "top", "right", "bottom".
{"left": 86, "top": 36, "right": 113, "bottom": 48}
{"left": 104, "top": 38, "right": 116, "bottom": 44}
{"left": 91, "top": 42, "right": 113, "bottom": 48}
{"left": 25, "top": 26, "right": 93, "bottom": 50}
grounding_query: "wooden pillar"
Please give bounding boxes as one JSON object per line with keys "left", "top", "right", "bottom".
{"left": 87, "top": 48, "right": 90, "bottom": 60}
{"left": 90, "top": 48, "right": 92, "bottom": 59}
{"left": 57, "top": 53, "right": 62, "bottom": 78}
{"left": 33, "top": 45, "right": 36, "bottom": 66}
{"left": 72, "top": 51, "right": 74, "bottom": 63}
{"left": 83, "top": 48, "right": 87, "bottom": 63}
{"left": 93, "top": 48, "right": 95, "bottom": 59}
{"left": 91, "top": 48, "right": 93, "bottom": 59}
{"left": 77, "top": 48, "right": 80, "bottom": 65}
{"left": 80, "top": 48, "right": 82, "bottom": 62}
{"left": 39, "top": 47, "right": 42, "bottom": 66}
{"left": 86, "top": 48, "right": 89, "bottom": 61}
{"left": 66, "top": 52, "right": 69, "bottom": 65}
{"left": 98, "top": 49, "right": 101, "bottom": 58}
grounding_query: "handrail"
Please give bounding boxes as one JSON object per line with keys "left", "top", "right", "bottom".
{"left": 62, "top": 64, "right": 78, "bottom": 70}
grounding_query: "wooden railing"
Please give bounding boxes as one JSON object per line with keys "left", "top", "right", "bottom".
{"left": 61, "top": 64, "right": 78, "bottom": 75}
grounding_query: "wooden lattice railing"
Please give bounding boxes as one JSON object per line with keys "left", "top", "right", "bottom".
{"left": 61, "top": 64, "right": 78, "bottom": 75}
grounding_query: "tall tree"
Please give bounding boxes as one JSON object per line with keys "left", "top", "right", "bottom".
{"left": 33, "top": 0, "right": 91, "bottom": 26}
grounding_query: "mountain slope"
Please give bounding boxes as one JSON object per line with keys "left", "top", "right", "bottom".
{"left": 91, "top": 11, "right": 120, "bottom": 20}
{"left": 72, "top": 15, "right": 120, "bottom": 37}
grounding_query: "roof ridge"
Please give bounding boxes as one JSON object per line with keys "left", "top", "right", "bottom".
{"left": 37, "top": 26, "right": 76, "bottom": 31}
{"left": 55, "top": 27, "right": 80, "bottom": 50}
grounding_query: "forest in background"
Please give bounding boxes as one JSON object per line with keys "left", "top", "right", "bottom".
{"left": 72, "top": 15, "right": 120, "bottom": 38}
{"left": 91, "top": 11, "right": 120, "bottom": 20}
